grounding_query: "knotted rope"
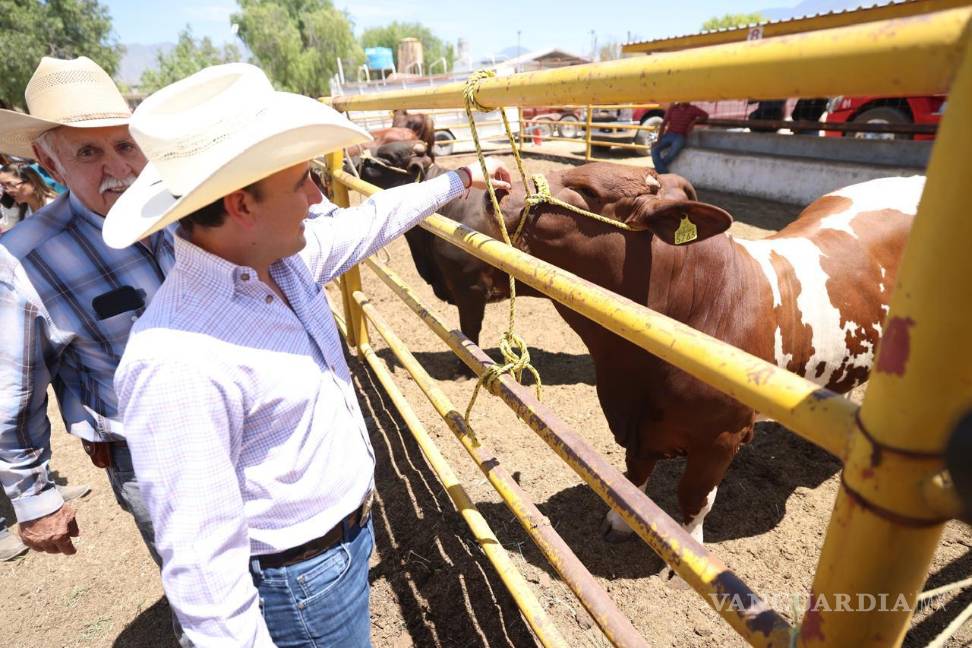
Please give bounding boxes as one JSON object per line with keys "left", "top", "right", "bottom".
{"left": 459, "top": 70, "right": 652, "bottom": 436}
{"left": 461, "top": 70, "right": 541, "bottom": 436}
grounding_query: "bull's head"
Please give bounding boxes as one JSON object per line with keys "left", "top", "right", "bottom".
{"left": 357, "top": 141, "right": 433, "bottom": 190}
{"left": 494, "top": 163, "right": 732, "bottom": 246}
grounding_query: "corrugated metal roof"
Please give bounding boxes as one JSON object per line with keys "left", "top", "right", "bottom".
{"left": 623, "top": 0, "right": 911, "bottom": 47}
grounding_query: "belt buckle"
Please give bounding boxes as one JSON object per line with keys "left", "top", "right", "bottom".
{"left": 359, "top": 490, "right": 374, "bottom": 527}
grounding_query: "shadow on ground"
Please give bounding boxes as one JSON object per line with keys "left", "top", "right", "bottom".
{"left": 476, "top": 420, "right": 842, "bottom": 582}
{"left": 351, "top": 349, "right": 538, "bottom": 648}
{"left": 376, "top": 346, "right": 595, "bottom": 386}
{"left": 113, "top": 597, "right": 179, "bottom": 648}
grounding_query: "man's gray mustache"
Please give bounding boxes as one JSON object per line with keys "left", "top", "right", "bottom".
{"left": 100, "top": 175, "right": 137, "bottom": 194}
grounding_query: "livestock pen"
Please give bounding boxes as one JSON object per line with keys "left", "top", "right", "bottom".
{"left": 321, "top": 8, "right": 972, "bottom": 648}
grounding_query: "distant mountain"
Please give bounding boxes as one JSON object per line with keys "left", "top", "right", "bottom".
{"left": 760, "top": 0, "right": 897, "bottom": 21}
{"left": 118, "top": 43, "right": 174, "bottom": 86}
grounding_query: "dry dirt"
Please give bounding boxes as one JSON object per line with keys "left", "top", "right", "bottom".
{"left": 2, "top": 153, "right": 969, "bottom": 648}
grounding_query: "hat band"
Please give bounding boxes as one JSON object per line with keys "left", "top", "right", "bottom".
{"left": 58, "top": 111, "right": 131, "bottom": 124}
{"left": 147, "top": 105, "right": 271, "bottom": 163}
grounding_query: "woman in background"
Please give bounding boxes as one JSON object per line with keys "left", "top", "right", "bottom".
{"left": 0, "top": 161, "right": 56, "bottom": 232}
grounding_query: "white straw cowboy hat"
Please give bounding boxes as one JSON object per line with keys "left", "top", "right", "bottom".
{"left": 0, "top": 56, "right": 132, "bottom": 158}
{"left": 103, "top": 63, "right": 370, "bottom": 249}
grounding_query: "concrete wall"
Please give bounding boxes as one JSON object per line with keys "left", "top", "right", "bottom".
{"left": 670, "top": 131, "right": 928, "bottom": 205}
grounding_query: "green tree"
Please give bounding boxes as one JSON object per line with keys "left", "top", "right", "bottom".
{"left": 140, "top": 27, "right": 242, "bottom": 93}
{"left": 598, "top": 41, "right": 621, "bottom": 62}
{"left": 701, "top": 12, "right": 764, "bottom": 31}
{"left": 0, "top": 0, "right": 123, "bottom": 108}
{"left": 232, "top": 0, "right": 362, "bottom": 97}
{"left": 360, "top": 22, "right": 455, "bottom": 73}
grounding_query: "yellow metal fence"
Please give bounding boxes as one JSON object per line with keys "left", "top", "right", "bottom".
{"left": 323, "top": 8, "right": 972, "bottom": 647}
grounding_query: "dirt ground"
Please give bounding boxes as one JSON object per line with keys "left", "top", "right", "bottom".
{"left": 2, "top": 153, "right": 969, "bottom": 648}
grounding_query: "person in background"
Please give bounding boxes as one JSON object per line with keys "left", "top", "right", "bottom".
{"left": 0, "top": 162, "right": 57, "bottom": 228}
{"left": 651, "top": 102, "right": 709, "bottom": 174}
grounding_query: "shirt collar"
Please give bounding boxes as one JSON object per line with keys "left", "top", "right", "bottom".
{"left": 67, "top": 191, "right": 106, "bottom": 230}
{"left": 173, "top": 228, "right": 258, "bottom": 300}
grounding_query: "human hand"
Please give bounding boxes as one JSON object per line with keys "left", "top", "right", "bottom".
{"left": 461, "top": 159, "right": 512, "bottom": 192}
{"left": 19, "top": 505, "right": 80, "bottom": 555}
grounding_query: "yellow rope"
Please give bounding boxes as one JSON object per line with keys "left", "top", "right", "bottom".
{"left": 458, "top": 69, "right": 640, "bottom": 437}
{"left": 461, "top": 70, "right": 542, "bottom": 437}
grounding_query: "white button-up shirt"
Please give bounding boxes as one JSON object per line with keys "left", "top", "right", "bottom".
{"left": 114, "top": 172, "right": 464, "bottom": 647}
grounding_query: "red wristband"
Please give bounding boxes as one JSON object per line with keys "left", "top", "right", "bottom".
{"left": 457, "top": 167, "right": 472, "bottom": 189}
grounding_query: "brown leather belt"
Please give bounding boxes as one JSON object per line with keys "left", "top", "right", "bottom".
{"left": 257, "top": 494, "right": 373, "bottom": 570}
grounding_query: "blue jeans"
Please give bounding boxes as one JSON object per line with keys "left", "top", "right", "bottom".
{"left": 108, "top": 443, "right": 192, "bottom": 647}
{"left": 0, "top": 515, "right": 7, "bottom": 537}
{"left": 251, "top": 516, "right": 374, "bottom": 648}
{"left": 651, "top": 132, "right": 687, "bottom": 174}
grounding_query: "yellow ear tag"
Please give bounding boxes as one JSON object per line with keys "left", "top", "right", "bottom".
{"left": 674, "top": 215, "right": 698, "bottom": 245}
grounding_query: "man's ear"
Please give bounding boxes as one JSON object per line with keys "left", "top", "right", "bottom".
{"left": 222, "top": 189, "right": 258, "bottom": 229}
{"left": 621, "top": 196, "right": 733, "bottom": 245}
{"left": 31, "top": 141, "right": 66, "bottom": 186}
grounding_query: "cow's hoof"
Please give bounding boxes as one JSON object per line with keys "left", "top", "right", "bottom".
{"left": 599, "top": 515, "right": 636, "bottom": 543}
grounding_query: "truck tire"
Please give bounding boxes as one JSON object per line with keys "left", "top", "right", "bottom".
{"left": 634, "top": 115, "right": 663, "bottom": 155}
{"left": 848, "top": 106, "right": 910, "bottom": 140}
{"left": 434, "top": 130, "right": 454, "bottom": 156}
{"left": 557, "top": 115, "right": 580, "bottom": 139}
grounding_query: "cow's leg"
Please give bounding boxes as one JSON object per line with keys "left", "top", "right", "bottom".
{"left": 600, "top": 454, "right": 657, "bottom": 543}
{"left": 677, "top": 432, "right": 736, "bottom": 545}
{"left": 455, "top": 289, "right": 486, "bottom": 347}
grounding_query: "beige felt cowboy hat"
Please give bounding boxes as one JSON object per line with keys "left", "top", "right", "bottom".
{"left": 103, "top": 63, "right": 371, "bottom": 249}
{"left": 0, "top": 56, "right": 132, "bottom": 158}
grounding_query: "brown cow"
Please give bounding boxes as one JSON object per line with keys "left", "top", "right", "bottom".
{"left": 345, "top": 110, "right": 437, "bottom": 158}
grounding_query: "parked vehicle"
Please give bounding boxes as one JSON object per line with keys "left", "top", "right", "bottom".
{"left": 521, "top": 106, "right": 584, "bottom": 139}
{"left": 587, "top": 104, "right": 666, "bottom": 154}
{"left": 823, "top": 95, "right": 945, "bottom": 140}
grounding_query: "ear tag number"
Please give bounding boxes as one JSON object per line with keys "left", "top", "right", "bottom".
{"left": 674, "top": 216, "right": 698, "bottom": 245}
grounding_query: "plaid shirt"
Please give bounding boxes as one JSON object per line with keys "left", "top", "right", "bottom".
{"left": 0, "top": 192, "right": 174, "bottom": 521}
{"left": 114, "top": 172, "right": 463, "bottom": 646}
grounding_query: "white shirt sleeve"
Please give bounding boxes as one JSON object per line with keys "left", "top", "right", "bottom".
{"left": 300, "top": 171, "right": 464, "bottom": 284}
{"left": 116, "top": 344, "right": 275, "bottom": 648}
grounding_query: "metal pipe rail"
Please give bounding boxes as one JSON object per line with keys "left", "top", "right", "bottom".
{"left": 324, "top": 9, "right": 969, "bottom": 112}
{"left": 327, "top": 306, "right": 569, "bottom": 648}
{"left": 349, "top": 289, "right": 651, "bottom": 648}
{"left": 332, "top": 169, "right": 853, "bottom": 475}
{"left": 362, "top": 257, "right": 793, "bottom": 646}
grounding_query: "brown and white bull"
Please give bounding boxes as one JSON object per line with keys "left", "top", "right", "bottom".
{"left": 358, "top": 147, "right": 921, "bottom": 543}
{"left": 494, "top": 167, "right": 920, "bottom": 543}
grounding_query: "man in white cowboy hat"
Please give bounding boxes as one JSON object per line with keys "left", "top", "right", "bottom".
{"left": 106, "top": 63, "right": 510, "bottom": 647}
{"left": 0, "top": 55, "right": 190, "bottom": 644}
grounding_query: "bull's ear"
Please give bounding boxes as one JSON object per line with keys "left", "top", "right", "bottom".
{"left": 623, "top": 198, "right": 732, "bottom": 245}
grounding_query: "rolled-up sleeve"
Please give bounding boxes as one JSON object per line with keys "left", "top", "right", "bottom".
{"left": 301, "top": 170, "right": 464, "bottom": 284}
{"left": 116, "top": 344, "right": 274, "bottom": 648}
{"left": 0, "top": 273, "right": 66, "bottom": 522}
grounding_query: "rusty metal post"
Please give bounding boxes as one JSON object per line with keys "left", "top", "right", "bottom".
{"left": 326, "top": 150, "right": 369, "bottom": 351}
{"left": 584, "top": 104, "right": 593, "bottom": 160}
{"left": 799, "top": 27, "right": 972, "bottom": 648}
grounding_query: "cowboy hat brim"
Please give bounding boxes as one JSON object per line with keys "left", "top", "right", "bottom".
{"left": 0, "top": 108, "right": 130, "bottom": 158}
{"left": 103, "top": 92, "right": 371, "bottom": 249}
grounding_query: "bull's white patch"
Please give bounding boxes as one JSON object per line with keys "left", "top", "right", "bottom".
{"left": 736, "top": 237, "right": 871, "bottom": 387}
{"left": 819, "top": 176, "right": 925, "bottom": 236}
{"left": 684, "top": 486, "right": 718, "bottom": 544}
{"left": 645, "top": 173, "right": 661, "bottom": 189}
{"left": 604, "top": 478, "right": 649, "bottom": 536}
{"left": 774, "top": 326, "right": 793, "bottom": 370}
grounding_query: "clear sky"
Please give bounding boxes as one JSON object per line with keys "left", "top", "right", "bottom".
{"left": 104, "top": 0, "right": 803, "bottom": 62}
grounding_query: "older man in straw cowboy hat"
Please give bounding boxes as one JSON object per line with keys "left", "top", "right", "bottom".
{"left": 0, "top": 55, "right": 198, "bottom": 644}
{"left": 0, "top": 56, "right": 167, "bottom": 557}
{"left": 104, "top": 63, "right": 509, "bottom": 647}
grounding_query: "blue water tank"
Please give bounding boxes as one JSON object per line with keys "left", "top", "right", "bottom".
{"left": 366, "top": 47, "right": 394, "bottom": 71}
